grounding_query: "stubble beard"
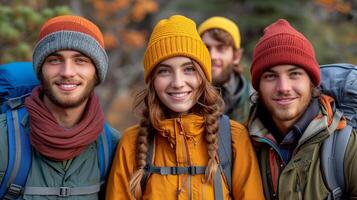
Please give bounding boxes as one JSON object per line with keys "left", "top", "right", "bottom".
{"left": 42, "top": 78, "right": 96, "bottom": 109}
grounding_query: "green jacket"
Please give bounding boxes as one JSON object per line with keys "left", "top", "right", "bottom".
{"left": 221, "top": 72, "right": 252, "bottom": 124}
{"left": 248, "top": 97, "right": 357, "bottom": 200}
{"left": 0, "top": 113, "right": 120, "bottom": 200}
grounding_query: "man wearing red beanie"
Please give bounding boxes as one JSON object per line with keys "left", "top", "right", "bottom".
{"left": 0, "top": 15, "right": 120, "bottom": 199}
{"left": 247, "top": 19, "right": 357, "bottom": 199}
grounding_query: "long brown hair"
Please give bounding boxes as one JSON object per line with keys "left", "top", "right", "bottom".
{"left": 129, "top": 59, "right": 225, "bottom": 199}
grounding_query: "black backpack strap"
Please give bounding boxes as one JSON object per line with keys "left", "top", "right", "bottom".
{"left": 321, "top": 110, "right": 351, "bottom": 200}
{"left": 146, "top": 165, "right": 206, "bottom": 175}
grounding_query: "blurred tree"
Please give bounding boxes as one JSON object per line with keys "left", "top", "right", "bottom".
{"left": 0, "top": 2, "right": 71, "bottom": 63}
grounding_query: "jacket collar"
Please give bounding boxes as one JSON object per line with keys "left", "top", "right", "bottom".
{"left": 155, "top": 114, "right": 205, "bottom": 140}
{"left": 249, "top": 95, "right": 341, "bottom": 145}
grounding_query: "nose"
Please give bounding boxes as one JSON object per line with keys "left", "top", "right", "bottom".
{"left": 59, "top": 59, "right": 75, "bottom": 77}
{"left": 209, "top": 48, "right": 219, "bottom": 60}
{"left": 276, "top": 75, "right": 291, "bottom": 93}
{"left": 171, "top": 72, "right": 184, "bottom": 89}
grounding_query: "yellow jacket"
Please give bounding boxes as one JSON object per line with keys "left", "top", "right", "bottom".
{"left": 106, "top": 114, "right": 264, "bottom": 200}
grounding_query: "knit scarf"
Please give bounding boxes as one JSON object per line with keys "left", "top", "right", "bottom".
{"left": 24, "top": 86, "right": 104, "bottom": 161}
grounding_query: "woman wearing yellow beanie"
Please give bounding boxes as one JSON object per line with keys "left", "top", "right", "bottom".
{"left": 106, "top": 15, "right": 264, "bottom": 200}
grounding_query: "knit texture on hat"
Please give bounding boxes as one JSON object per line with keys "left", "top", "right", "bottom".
{"left": 251, "top": 19, "right": 320, "bottom": 90}
{"left": 198, "top": 16, "right": 241, "bottom": 49}
{"left": 143, "top": 15, "right": 211, "bottom": 82}
{"left": 33, "top": 15, "right": 108, "bottom": 83}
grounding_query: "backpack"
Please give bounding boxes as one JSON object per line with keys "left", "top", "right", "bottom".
{"left": 141, "top": 114, "right": 232, "bottom": 199}
{"left": 320, "top": 63, "right": 357, "bottom": 200}
{"left": 0, "top": 62, "right": 115, "bottom": 199}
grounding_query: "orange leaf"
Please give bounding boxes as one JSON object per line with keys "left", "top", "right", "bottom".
{"left": 121, "top": 30, "right": 146, "bottom": 48}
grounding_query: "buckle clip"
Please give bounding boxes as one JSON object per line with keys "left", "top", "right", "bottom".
{"left": 6, "top": 184, "right": 23, "bottom": 198}
{"left": 59, "top": 187, "right": 71, "bottom": 197}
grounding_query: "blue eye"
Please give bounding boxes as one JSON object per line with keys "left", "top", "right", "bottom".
{"left": 184, "top": 66, "right": 196, "bottom": 73}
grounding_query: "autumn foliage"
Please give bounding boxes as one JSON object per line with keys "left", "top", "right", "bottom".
{"left": 90, "top": 0, "right": 158, "bottom": 49}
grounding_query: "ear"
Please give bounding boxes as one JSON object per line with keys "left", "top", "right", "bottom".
{"left": 232, "top": 48, "right": 243, "bottom": 65}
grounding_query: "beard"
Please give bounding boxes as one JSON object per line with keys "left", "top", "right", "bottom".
{"left": 212, "top": 63, "right": 234, "bottom": 86}
{"left": 42, "top": 77, "right": 96, "bottom": 109}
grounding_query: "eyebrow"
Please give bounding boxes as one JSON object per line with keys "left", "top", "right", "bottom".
{"left": 47, "top": 52, "right": 87, "bottom": 58}
{"left": 264, "top": 66, "right": 302, "bottom": 73}
{"left": 157, "top": 61, "right": 193, "bottom": 68}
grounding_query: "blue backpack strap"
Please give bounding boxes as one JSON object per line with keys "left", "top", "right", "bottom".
{"left": 321, "top": 110, "right": 351, "bottom": 200}
{"left": 97, "top": 122, "right": 114, "bottom": 183}
{"left": 0, "top": 107, "right": 32, "bottom": 199}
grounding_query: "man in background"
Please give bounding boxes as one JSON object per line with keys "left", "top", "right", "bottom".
{"left": 198, "top": 16, "right": 252, "bottom": 123}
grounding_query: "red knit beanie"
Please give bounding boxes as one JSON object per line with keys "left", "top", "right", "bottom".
{"left": 251, "top": 19, "right": 320, "bottom": 90}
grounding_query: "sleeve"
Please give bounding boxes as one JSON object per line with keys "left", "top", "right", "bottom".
{"left": 345, "top": 129, "right": 357, "bottom": 199}
{"left": 230, "top": 120, "right": 265, "bottom": 200}
{"left": 106, "top": 126, "right": 138, "bottom": 200}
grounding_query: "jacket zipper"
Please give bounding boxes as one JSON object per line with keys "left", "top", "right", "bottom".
{"left": 177, "top": 117, "right": 193, "bottom": 199}
{"left": 256, "top": 137, "right": 285, "bottom": 200}
{"left": 296, "top": 174, "right": 303, "bottom": 200}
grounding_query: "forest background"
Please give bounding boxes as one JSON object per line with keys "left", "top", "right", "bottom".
{"left": 1, "top": 0, "right": 356, "bottom": 132}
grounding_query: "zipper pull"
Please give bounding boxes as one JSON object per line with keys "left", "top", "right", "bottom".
{"left": 296, "top": 174, "right": 303, "bottom": 200}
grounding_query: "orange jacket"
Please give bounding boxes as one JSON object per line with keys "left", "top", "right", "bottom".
{"left": 106, "top": 114, "right": 264, "bottom": 200}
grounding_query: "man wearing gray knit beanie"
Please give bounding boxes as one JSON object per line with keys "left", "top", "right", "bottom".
{"left": 0, "top": 15, "right": 120, "bottom": 200}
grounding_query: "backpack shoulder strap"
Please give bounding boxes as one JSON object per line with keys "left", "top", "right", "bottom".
{"left": 98, "top": 122, "right": 114, "bottom": 183}
{"left": 321, "top": 110, "right": 352, "bottom": 200}
{"left": 141, "top": 130, "right": 155, "bottom": 189}
{"left": 217, "top": 114, "right": 232, "bottom": 192}
{"left": 0, "top": 107, "right": 32, "bottom": 199}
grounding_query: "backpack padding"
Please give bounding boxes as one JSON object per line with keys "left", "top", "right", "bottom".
{"left": 320, "top": 63, "right": 357, "bottom": 128}
{"left": 0, "top": 62, "right": 39, "bottom": 104}
{"left": 0, "top": 107, "right": 32, "bottom": 199}
{"left": 321, "top": 110, "right": 352, "bottom": 200}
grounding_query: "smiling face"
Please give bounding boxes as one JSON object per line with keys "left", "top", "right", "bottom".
{"left": 41, "top": 50, "right": 97, "bottom": 108}
{"left": 153, "top": 56, "right": 203, "bottom": 115}
{"left": 201, "top": 31, "right": 242, "bottom": 86}
{"left": 259, "top": 65, "right": 313, "bottom": 133}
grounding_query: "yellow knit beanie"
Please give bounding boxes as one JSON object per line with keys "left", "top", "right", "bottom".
{"left": 198, "top": 16, "right": 241, "bottom": 49}
{"left": 143, "top": 15, "right": 211, "bottom": 82}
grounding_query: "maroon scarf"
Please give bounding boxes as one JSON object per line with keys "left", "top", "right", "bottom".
{"left": 24, "top": 86, "right": 104, "bottom": 161}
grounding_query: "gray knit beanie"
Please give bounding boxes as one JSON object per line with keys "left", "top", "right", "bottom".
{"left": 33, "top": 15, "right": 108, "bottom": 83}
